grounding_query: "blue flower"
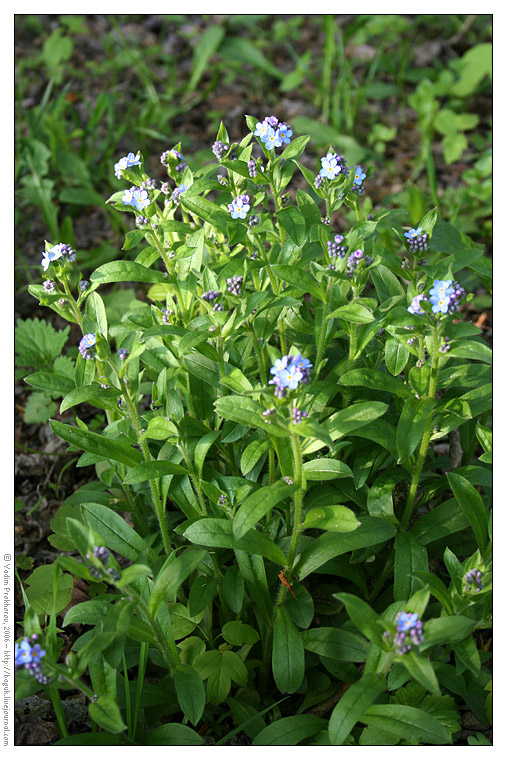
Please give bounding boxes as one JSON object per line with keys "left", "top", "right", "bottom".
{"left": 396, "top": 612, "right": 419, "bottom": 632}
{"left": 122, "top": 187, "right": 135, "bottom": 206}
{"left": 228, "top": 195, "right": 250, "bottom": 220}
{"left": 319, "top": 153, "right": 342, "bottom": 180}
{"left": 132, "top": 188, "right": 151, "bottom": 211}
{"left": 277, "top": 363, "right": 303, "bottom": 390}
{"left": 262, "top": 128, "right": 282, "bottom": 149}
{"left": 404, "top": 227, "right": 422, "bottom": 239}
{"left": 41, "top": 243, "right": 65, "bottom": 271}
{"left": 79, "top": 333, "right": 96, "bottom": 359}
{"left": 429, "top": 279, "right": 454, "bottom": 299}
{"left": 292, "top": 354, "right": 313, "bottom": 372}
{"left": 277, "top": 123, "right": 292, "bottom": 145}
{"left": 353, "top": 166, "right": 366, "bottom": 186}
{"left": 254, "top": 120, "right": 270, "bottom": 139}
{"left": 114, "top": 151, "right": 140, "bottom": 178}
{"left": 431, "top": 295, "right": 451, "bottom": 314}
{"left": 15, "top": 640, "right": 33, "bottom": 667}
{"left": 270, "top": 356, "right": 289, "bottom": 377}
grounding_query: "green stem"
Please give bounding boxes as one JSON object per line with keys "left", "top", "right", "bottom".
{"left": 286, "top": 432, "right": 305, "bottom": 570}
{"left": 315, "top": 278, "right": 333, "bottom": 374}
{"left": 59, "top": 273, "right": 83, "bottom": 329}
{"left": 116, "top": 371, "right": 171, "bottom": 554}
{"left": 400, "top": 324, "right": 440, "bottom": 531}
{"left": 47, "top": 685, "right": 68, "bottom": 737}
{"left": 178, "top": 442, "right": 207, "bottom": 516}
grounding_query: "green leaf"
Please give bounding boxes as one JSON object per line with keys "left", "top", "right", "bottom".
{"left": 295, "top": 518, "right": 397, "bottom": 580}
{"left": 180, "top": 194, "right": 231, "bottom": 234}
{"left": 329, "top": 303, "right": 375, "bottom": 324}
{"left": 446, "top": 340, "right": 492, "bottom": 364}
{"left": 272, "top": 607, "right": 305, "bottom": 693}
{"left": 81, "top": 503, "right": 150, "bottom": 561}
{"left": 332, "top": 592, "right": 387, "bottom": 649}
{"left": 184, "top": 518, "right": 287, "bottom": 565}
{"left": 271, "top": 264, "right": 326, "bottom": 302}
{"left": 223, "top": 566, "right": 244, "bottom": 614}
{"left": 60, "top": 384, "right": 121, "bottom": 412}
{"left": 302, "top": 627, "right": 369, "bottom": 661}
{"left": 124, "top": 460, "right": 188, "bottom": 484}
{"left": 447, "top": 472, "right": 488, "bottom": 557}
{"left": 394, "top": 533, "right": 428, "bottom": 601}
{"left": 419, "top": 616, "right": 476, "bottom": 650}
{"left": 360, "top": 704, "right": 451, "bottom": 744}
{"left": 173, "top": 663, "right": 206, "bottom": 726}
{"left": 396, "top": 398, "right": 433, "bottom": 461}
{"left": 385, "top": 338, "right": 410, "bottom": 376}
{"left": 25, "top": 371, "right": 75, "bottom": 395}
{"left": 222, "top": 621, "right": 260, "bottom": 646}
{"left": 303, "top": 458, "right": 353, "bottom": 481}
{"left": 278, "top": 134, "right": 311, "bottom": 162}
{"left": 401, "top": 652, "right": 440, "bottom": 695}
{"left": 277, "top": 206, "right": 306, "bottom": 247}
{"left": 90, "top": 261, "right": 169, "bottom": 284}
{"left": 88, "top": 695, "right": 127, "bottom": 734}
{"left": 329, "top": 672, "right": 386, "bottom": 745}
{"left": 214, "top": 395, "right": 286, "bottom": 436}
{"left": 25, "top": 564, "right": 73, "bottom": 616}
{"left": 187, "top": 25, "right": 225, "bottom": 91}
{"left": 252, "top": 715, "right": 326, "bottom": 746}
{"left": 149, "top": 549, "right": 207, "bottom": 615}
{"left": 50, "top": 420, "right": 143, "bottom": 467}
{"left": 240, "top": 438, "right": 270, "bottom": 475}
{"left": 233, "top": 480, "right": 297, "bottom": 539}
{"left": 339, "top": 369, "right": 411, "bottom": 398}
{"left": 302, "top": 504, "right": 360, "bottom": 533}
{"left": 144, "top": 723, "right": 203, "bottom": 745}
{"left": 188, "top": 576, "right": 218, "bottom": 617}
{"left": 410, "top": 571, "right": 454, "bottom": 615}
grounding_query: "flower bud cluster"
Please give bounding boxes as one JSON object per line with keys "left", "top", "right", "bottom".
{"left": 464, "top": 568, "right": 484, "bottom": 592}
{"left": 291, "top": 408, "right": 308, "bottom": 424}
{"left": 346, "top": 249, "right": 374, "bottom": 275}
{"left": 327, "top": 234, "right": 347, "bottom": 259}
{"left": 226, "top": 275, "right": 243, "bottom": 296}
{"left": 212, "top": 141, "right": 229, "bottom": 161}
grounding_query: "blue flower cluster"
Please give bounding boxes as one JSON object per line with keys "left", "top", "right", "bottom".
{"left": 122, "top": 186, "right": 151, "bottom": 212}
{"left": 383, "top": 611, "right": 425, "bottom": 656}
{"left": 404, "top": 226, "right": 429, "bottom": 253}
{"left": 160, "top": 149, "right": 186, "bottom": 172}
{"left": 15, "top": 635, "right": 49, "bottom": 684}
{"left": 172, "top": 184, "right": 187, "bottom": 203}
{"left": 408, "top": 280, "right": 465, "bottom": 316}
{"left": 269, "top": 354, "right": 312, "bottom": 397}
{"left": 319, "top": 152, "right": 349, "bottom": 180}
{"left": 229, "top": 195, "right": 250, "bottom": 220}
{"left": 254, "top": 116, "right": 292, "bottom": 149}
{"left": 114, "top": 151, "right": 141, "bottom": 179}
{"left": 394, "top": 611, "right": 424, "bottom": 654}
{"left": 41, "top": 242, "right": 75, "bottom": 271}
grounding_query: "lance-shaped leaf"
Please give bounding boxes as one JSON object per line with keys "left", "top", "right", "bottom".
{"left": 329, "top": 672, "right": 386, "bottom": 745}
{"left": 50, "top": 419, "right": 143, "bottom": 467}
{"left": 90, "top": 261, "right": 169, "bottom": 284}
{"left": 233, "top": 480, "right": 298, "bottom": 540}
{"left": 447, "top": 472, "right": 489, "bottom": 557}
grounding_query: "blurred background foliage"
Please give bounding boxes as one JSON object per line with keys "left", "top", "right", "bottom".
{"left": 15, "top": 14, "right": 491, "bottom": 293}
